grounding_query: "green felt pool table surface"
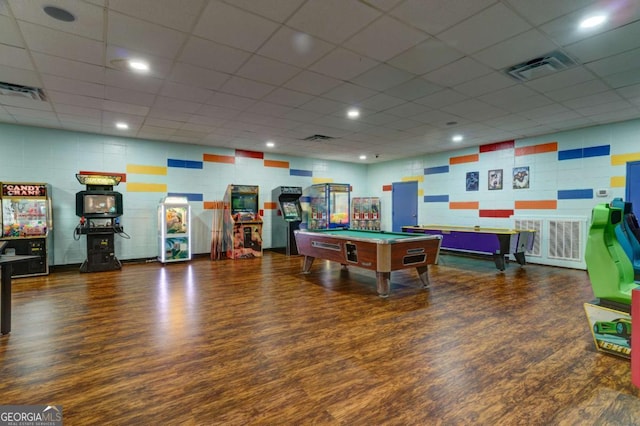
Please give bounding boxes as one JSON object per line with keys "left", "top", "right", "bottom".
{"left": 305, "top": 228, "right": 431, "bottom": 242}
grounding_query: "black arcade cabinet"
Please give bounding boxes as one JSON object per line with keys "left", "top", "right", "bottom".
{"left": 272, "top": 186, "right": 302, "bottom": 255}
{"left": 74, "top": 174, "right": 125, "bottom": 272}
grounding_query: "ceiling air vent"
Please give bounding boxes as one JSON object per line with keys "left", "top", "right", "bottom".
{"left": 0, "top": 81, "right": 47, "bottom": 101}
{"left": 302, "top": 134, "right": 335, "bottom": 142}
{"left": 504, "top": 50, "right": 578, "bottom": 82}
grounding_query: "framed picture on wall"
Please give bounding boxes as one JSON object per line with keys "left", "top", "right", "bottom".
{"left": 513, "top": 166, "right": 530, "bottom": 189}
{"left": 466, "top": 171, "right": 479, "bottom": 191}
{"left": 488, "top": 169, "right": 503, "bottom": 190}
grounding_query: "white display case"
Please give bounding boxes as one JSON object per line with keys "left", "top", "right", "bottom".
{"left": 158, "top": 196, "right": 191, "bottom": 263}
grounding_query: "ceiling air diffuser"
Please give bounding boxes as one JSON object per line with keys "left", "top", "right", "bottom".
{"left": 504, "top": 50, "right": 578, "bottom": 82}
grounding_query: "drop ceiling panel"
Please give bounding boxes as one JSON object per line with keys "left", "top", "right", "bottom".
{"left": 19, "top": 21, "right": 103, "bottom": 65}
{"left": 524, "top": 66, "right": 595, "bottom": 93}
{"left": 543, "top": 79, "right": 610, "bottom": 102}
{"left": 585, "top": 47, "right": 640, "bottom": 77}
{"left": 563, "top": 21, "right": 640, "bottom": 63}
{"left": 472, "top": 29, "right": 558, "bottom": 69}
{"left": 0, "top": 14, "right": 25, "bottom": 47}
{"left": 105, "top": 69, "right": 164, "bottom": 95}
{"left": 438, "top": 3, "right": 531, "bottom": 55}
{"left": 351, "top": 64, "right": 415, "bottom": 91}
{"left": 389, "top": 0, "right": 497, "bottom": 35}
{"left": 283, "top": 71, "right": 343, "bottom": 95}
{"left": 178, "top": 37, "right": 251, "bottom": 74}
{"left": 505, "top": 0, "right": 595, "bottom": 26}
{"left": 309, "top": 48, "right": 379, "bottom": 80}
{"left": 358, "top": 93, "right": 405, "bottom": 111}
{"left": 344, "top": 16, "right": 429, "bottom": 62}
{"left": 321, "top": 82, "right": 378, "bottom": 104}
{"left": 454, "top": 73, "right": 515, "bottom": 97}
{"left": 261, "top": 88, "right": 314, "bottom": 107}
{"left": 414, "top": 89, "right": 469, "bottom": 109}
{"left": 160, "top": 82, "right": 214, "bottom": 103}
{"left": 0, "top": 44, "right": 33, "bottom": 70}
{"left": 236, "top": 55, "right": 302, "bottom": 86}
{"left": 387, "top": 38, "right": 463, "bottom": 75}
{"left": 227, "top": 0, "right": 305, "bottom": 22}
{"left": 384, "top": 78, "right": 443, "bottom": 101}
{"left": 32, "top": 53, "right": 104, "bottom": 84}
{"left": 286, "top": 0, "right": 380, "bottom": 44}
{"left": 257, "top": 27, "right": 335, "bottom": 68}
{"left": 108, "top": 0, "right": 205, "bottom": 32}
{"left": 169, "top": 63, "right": 229, "bottom": 90}
{"left": 424, "top": 57, "right": 493, "bottom": 87}
{"left": 107, "top": 12, "right": 187, "bottom": 59}
{"left": 193, "top": 1, "right": 280, "bottom": 52}
{"left": 41, "top": 74, "right": 104, "bottom": 98}
{"left": 218, "top": 76, "right": 276, "bottom": 99}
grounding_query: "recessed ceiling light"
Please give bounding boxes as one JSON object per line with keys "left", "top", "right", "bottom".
{"left": 359, "top": 155, "right": 367, "bottom": 160}
{"left": 580, "top": 14, "right": 607, "bottom": 29}
{"left": 128, "top": 60, "right": 150, "bottom": 72}
{"left": 266, "top": 141, "right": 275, "bottom": 148}
{"left": 115, "top": 122, "right": 129, "bottom": 130}
{"left": 43, "top": 6, "right": 76, "bottom": 22}
{"left": 452, "top": 134, "right": 463, "bottom": 142}
{"left": 347, "top": 109, "right": 360, "bottom": 119}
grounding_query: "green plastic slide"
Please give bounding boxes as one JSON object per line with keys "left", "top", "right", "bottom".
{"left": 585, "top": 203, "right": 638, "bottom": 304}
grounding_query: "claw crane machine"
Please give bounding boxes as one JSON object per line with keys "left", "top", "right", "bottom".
{"left": 307, "top": 183, "right": 350, "bottom": 229}
{"left": 158, "top": 196, "right": 192, "bottom": 263}
{"left": 0, "top": 182, "right": 53, "bottom": 277}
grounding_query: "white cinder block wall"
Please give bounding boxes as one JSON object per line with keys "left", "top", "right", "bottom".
{"left": 2, "top": 118, "right": 640, "bottom": 268}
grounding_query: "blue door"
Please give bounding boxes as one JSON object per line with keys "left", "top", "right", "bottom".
{"left": 392, "top": 181, "right": 418, "bottom": 232}
{"left": 626, "top": 161, "right": 640, "bottom": 218}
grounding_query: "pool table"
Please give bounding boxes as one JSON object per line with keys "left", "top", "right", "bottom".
{"left": 402, "top": 225, "right": 535, "bottom": 271}
{"left": 294, "top": 228, "right": 442, "bottom": 297}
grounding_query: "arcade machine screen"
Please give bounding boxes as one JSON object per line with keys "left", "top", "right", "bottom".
{"left": 84, "top": 194, "right": 116, "bottom": 215}
{"left": 231, "top": 194, "right": 257, "bottom": 215}
{"left": 281, "top": 201, "right": 301, "bottom": 221}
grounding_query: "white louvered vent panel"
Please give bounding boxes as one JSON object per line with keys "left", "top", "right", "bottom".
{"left": 548, "top": 220, "right": 582, "bottom": 261}
{"left": 514, "top": 219, "right": 542, "bottom": 257}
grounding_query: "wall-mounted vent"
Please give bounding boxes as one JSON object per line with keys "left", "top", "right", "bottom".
{"left": 548, "top": 219, "right": 582, "bottom": 262}
{"left": 504, "top": 50, "right": 578, "bottom": 82}
{"left": 302, "top": 134, "right": 335, "bottom": 142}
{"left": 0, "top": 81, "right": 47, "bottom": 101}
{"left": 514, "top": 218, "right": 542, "bottom": 257}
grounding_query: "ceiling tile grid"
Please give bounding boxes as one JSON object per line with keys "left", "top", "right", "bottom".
{"left": 0, "top": 0, "right": 640, "bottom": 162}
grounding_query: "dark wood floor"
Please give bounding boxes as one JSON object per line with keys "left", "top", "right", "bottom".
{"left": 1, "top": 252, "right": 639, "bottom": 425}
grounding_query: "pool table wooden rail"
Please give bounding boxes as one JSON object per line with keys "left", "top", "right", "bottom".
{"left": 294, "top": 229, "right": 442, "bottom": 297}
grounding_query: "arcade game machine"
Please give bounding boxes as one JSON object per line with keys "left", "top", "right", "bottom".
{"left": 584, "top": 201, "right": 639, "bottom": 359}
{"left": 272, "top": 186, "right": 302, "bottom": 255}
{"left": 0, "top": 182, "right": 53, "bottom": 277}
{"left": 223, "top": 184, "right": 263, "bottom": 259}
{"left": 351, "top": 197, "right": 381, "bottom": 230}
{"left": 158, "top": 196, "right": 191, "bottom": 263}
{"left": 307, "top": 183, "right": 350, "bottom": 230}
{"left": 74, "top": 174, "right": 125, "bottom": 272}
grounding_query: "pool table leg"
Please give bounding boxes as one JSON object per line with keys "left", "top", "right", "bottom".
{"left": 493, "top": 254, "right": 506, "bottom": 271}
{"left": 513, "top": 251, "right": 526, "bottom": 266}
{"left": 302, "top": 256, "right": 315, "bottom": 273}
{"left": 416, "top": 265, "right": 430, "bottom": 288}
{"left": 376, "top": 272, "right": 390, "bottom": 298}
